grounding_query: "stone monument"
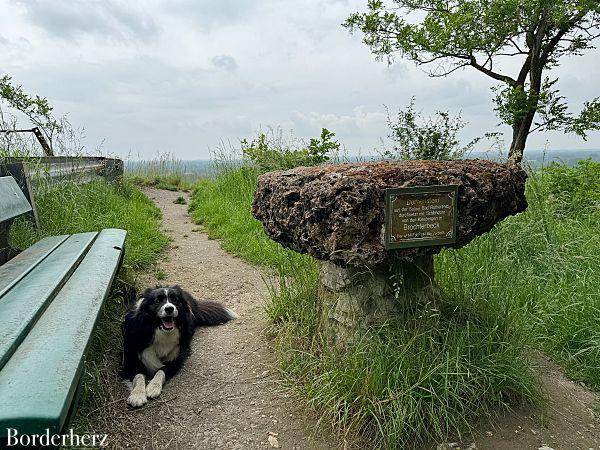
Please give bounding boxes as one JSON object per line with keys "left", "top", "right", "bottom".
{"left": 252, "top": 160, "right": 527, "bottom": 344}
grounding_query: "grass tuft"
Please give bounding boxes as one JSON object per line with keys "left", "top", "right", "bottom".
{"left": 189, "top": 165, "right": 313, "bottom": 273}
{"left": 125, "top": 153, "right": 210, "bottom": 191}
{"left": 437, "top": 164, "right": 600, "bottom": 389}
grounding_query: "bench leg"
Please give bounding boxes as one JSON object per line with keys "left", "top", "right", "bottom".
{"left": 127, "top": 374, "right": 147, "bottom": 408}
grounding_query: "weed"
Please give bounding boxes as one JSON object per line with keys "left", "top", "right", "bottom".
{"left": 241, "top": 127, "right": 339, "bottom": 172}
{"left": 155, "top": 268, "right": 168, "bottom": 280}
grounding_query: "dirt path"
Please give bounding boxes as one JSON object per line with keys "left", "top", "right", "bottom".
{"left": 458, "top": 352, "right": 600, "bottom": 449}
{"left": 105, "top": 187, "right": 600, "bottom": 450}
{"left": 106, "top": 187, "right": 333, "bottom": 449}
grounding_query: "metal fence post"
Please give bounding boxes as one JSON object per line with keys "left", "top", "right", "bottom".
{"left": 103, "top": 158, "right": 124, "bottom": 182}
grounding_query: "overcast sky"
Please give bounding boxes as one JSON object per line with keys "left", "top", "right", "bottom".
{"left": 1, "top": 0, "right": 599, "bottom": 159}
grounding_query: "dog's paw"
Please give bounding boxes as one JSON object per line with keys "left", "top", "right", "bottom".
{"left": 145, "top": 379, "right": 163, "bottom": 399}
{"left": 127, "top": 390, "right": 148, "bottom": 408}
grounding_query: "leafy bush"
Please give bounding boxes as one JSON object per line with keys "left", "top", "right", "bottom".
{"left": 382, "top": 98, "right": 492, "bottom": 161}
{"left": 541, "top": 158, "right": 600, "bottom": 217}
{"left": 241, "top": 127, "right": 339, "bottom": 172}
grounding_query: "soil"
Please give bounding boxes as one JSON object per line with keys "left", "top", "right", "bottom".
{"left": 457, "top": 353, "right": 600, "bottom": 450}
{"left": 103, "top": 187, "right": 600, "bottom": 450}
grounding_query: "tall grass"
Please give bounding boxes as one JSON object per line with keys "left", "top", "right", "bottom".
{"left": 437, "top": 161, "right": 600, "bottom": 388}
{"left": 11, "top": 180, "right": 168, "bottom": 273}
{"left": 189, "top": 164, "right": 315, "bottom": 274}
{"left": 10, "top": 179, "right": 169, "bottom": 433}
{"left": 189, "top": 164, "right": 541, "bottom": 448}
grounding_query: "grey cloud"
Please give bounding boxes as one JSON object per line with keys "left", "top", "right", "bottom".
{"left": 0, "top": 34, "right": 32, "bottom": 57}
{"left": 163, "top": 0, "right": 259, "bottom": 30}
{"left": 211, "top": 55, "right": 238, "bottom": 72}
{"left": 13, "top": 0, "right": 160, "bottom": 42}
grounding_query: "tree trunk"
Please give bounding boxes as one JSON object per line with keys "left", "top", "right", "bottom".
{"left": 508, "top": 108, "right": 537, "bottom": 164}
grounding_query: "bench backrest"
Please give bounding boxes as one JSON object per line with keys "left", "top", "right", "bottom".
{"left": 0, "top": 176, "right": 32, "bottom": 224}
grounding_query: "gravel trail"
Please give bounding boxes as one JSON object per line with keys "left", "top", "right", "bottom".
{"left": 105, "top": 187, "right": 333, "bottom": 449}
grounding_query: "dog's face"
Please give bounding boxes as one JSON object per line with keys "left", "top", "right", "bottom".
{"left": 136, "top": 286, "right": 186, "bottom": 333}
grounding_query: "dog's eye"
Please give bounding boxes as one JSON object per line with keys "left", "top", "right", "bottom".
{"left": 154, "top": 296, "right": 162, "bottom": 303}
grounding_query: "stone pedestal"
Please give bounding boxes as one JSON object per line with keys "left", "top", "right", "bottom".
{"left": 319, "top": 256, "right": 439, "bottom": 345}
{"left": 252, "top": 160, "right": 528, "bottom": 346}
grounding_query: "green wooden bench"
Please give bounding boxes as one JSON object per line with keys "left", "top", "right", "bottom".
{"left": 0, "top": 176, "right": 127, "bottom": 437}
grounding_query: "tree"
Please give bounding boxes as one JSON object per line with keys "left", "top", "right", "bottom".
{"left": 345, "top": 0, "right": 600, "bottom": 163}
{"left": 382, "top": 97, "right": 487, "bottom": 160}
{"left": 0, "top": 75, "right": 61, "bottom": 155}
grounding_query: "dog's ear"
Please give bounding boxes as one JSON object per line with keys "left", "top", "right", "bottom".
{"left": 174, "top": 287, "right": 190, "bottom": 305}
{"left": 132, "top": 297, "right": 145, "bottom": 313}
{"left": 171, "top": 285, "right": 188, "bottom": 300}
{"left": 171, "top": 286, "right": 196, "bottom": 317}
{"left": 139, "top": 287, "right": 154, "bottom": 299}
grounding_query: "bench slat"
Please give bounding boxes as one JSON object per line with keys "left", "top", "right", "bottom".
{"left": 0, "top": 232, "right": 98, "bottom": 370}
{"left": 0, "top": 235, "right": 69, "bottom": 298}
{"left": 0, "top": 177, "right": 32, "bottom": 223}
{"left": 0, "top": 228, "right": 126, "bottom": 435}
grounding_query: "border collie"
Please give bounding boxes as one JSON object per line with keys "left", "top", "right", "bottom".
{"left": 122, "top": 285, "right": 237, "bottom": 407}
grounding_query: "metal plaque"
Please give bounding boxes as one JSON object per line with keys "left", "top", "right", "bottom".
{"left": 384, "top": 185, "right": 459, "bottom": 249}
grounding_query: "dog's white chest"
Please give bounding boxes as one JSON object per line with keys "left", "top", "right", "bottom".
{"left": 140, "top": 329, "right": 181, "bottom": 374}
{"left": 154, "top": 329, "right": 181, "bottom": 359}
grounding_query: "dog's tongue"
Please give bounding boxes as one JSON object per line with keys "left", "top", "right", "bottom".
{"left": 162, "top": 318, "right": 174, "bottom": 330}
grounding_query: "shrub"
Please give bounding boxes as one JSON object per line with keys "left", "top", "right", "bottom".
{"left": 382, "top": 98, "right": 493, "bottom": 161}
{"left": 241, "top": 127, "right": 339, "bottom": 172}
{"left": 541, "top": 158, "right": 600, "bottom": 217}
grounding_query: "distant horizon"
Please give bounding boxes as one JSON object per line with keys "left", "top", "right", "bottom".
{"left": 125, "top": 147, "right": 600, "bottom": 162}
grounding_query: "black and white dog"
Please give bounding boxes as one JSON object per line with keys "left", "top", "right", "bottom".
{"left": 122, "top": 285, "right": 237, "bottom": 407}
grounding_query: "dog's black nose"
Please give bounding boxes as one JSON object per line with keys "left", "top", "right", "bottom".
{"left": 164, "top": 306, "right": 174, "bottom": 314}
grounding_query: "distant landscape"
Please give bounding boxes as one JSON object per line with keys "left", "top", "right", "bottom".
{"left": 126, "top": 148, "right": 600, "bottom": 182}
{"left": 479, "top": 148, "right": 600, "bottom": 167}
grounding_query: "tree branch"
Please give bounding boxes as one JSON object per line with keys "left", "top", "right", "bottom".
{"left": 469, "top": 56, "right": 517, "bottom": 85}
{"left": 426, "top": 62, "right": 470, "bottom": 77}
{"left": 541, "top": 11, "right": 588, "bottom": 63}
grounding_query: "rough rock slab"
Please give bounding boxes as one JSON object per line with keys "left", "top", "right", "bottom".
{"left": 252, "top": 160, "right": 527, "bottom": 267}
